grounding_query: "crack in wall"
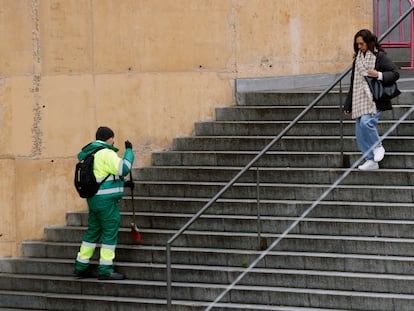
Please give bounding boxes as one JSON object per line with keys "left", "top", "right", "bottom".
{"left": 30, "top": 0, "right": 42, "bottom": 157}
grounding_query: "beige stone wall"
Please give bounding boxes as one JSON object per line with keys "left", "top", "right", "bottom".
{"left": 0, "top": 0, "right": 372, "bottom": 257}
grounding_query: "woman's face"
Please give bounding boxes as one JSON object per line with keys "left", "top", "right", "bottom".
{"left": 356, "top": 36, "right": 368, "bottom": 53}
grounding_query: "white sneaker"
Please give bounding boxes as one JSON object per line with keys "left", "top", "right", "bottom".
{"left": 358, "top": 159, "right": 379, "bottom": 170}
{"left": 373, "top": 145, "right": 385, "bottom": 162}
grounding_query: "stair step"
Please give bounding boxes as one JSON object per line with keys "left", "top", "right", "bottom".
{"left": 120, "top": 196, "right": 414, "bottom": 219}
{"left": 237, "top": 91, "right": 344, "bottom": 106}
{"left": 135, "top": 166, "right": 414, "bottom": 186}
{"left": 19, "top": 242, "right": 414, "bottom": 274}
{"left": 65, "top": 211, "right": 414, "bottom": 238}
{"left": 172, "top": 135, "right": 414, "bottom": 152}
{"left": 236, "top": 90, "right": 413, "bottom": 106}
{"left": 131, "top": 180, "right": 414, "bottom": 203}
{"left": 195, "top": 120, "right": 414, "bottom": 136}
{"left": 40, "top": 226, "right": 414, "bottom": 256}
{"left": 214, "top": 105, "right": 413, "bottom": 121}
{"left": 2, "top": 280, "right": 414, "bottom": 310}
{"left": 151, "top": 150, "right": 414, "bottom": 168}
{"left": 236, "top": 91, "right": 412, "bottom": 107}
{"left": 3, "top": 260, "right": 414, "bottom": 294}
{"left": 0, "top": 289, "right": 356, "bottom": 311}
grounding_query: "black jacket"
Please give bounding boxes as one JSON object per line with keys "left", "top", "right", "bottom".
{"left": 344, "top": 51, "right": 400, "bottom": 112}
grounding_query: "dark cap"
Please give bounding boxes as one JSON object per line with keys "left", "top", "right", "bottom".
{"left": 96, "top": 126, "right": 114, "bottom": 141}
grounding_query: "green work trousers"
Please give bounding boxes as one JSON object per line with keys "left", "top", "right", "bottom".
{"left": 75, "top": 196, "right": 121, "bottom": 276}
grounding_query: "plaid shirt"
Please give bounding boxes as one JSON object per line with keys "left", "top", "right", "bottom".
{"left": 352, "top": 50, "right": 377, "bottom": 119}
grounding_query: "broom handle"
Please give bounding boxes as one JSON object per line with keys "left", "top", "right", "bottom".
{"left": 130, "top": 171, "right": 136, "bottom": 224}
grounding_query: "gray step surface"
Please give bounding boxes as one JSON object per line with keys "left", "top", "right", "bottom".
{"left": 41, "top": 226, "right": 414, "bottom": 256}
{"left": 3, "top": 87, "right": 414, "bottom": 310}
{"left": 0, "top": 289, "right": 361, "bottom": 311}
{"left": 151, "top": 150, "right": 414, "bottom": 168}
{"left": 194, "top": 120, "right": 414, "bottom": 136}
{"left": 214, "top": 105, "right": 413, "bottom": 121}
{"left": 20, "top": 242, "right": 414, "bottom": 275}
{"left": 66, "top": 210, "right": 414, "bottom": 238}
{"left": 171, "top": 135, "right": 414, "bottom": 152}
{"left": 131, "top": 180, "right": 414, "bottom": 203}
{"left": 2, "top": 277, "right": 414, "bottom": 311}
{"left": 236, "top": 90, "right": 413, "bottom": 106}
{"left": 118, "top": 197, "right": 414, "bottom": 220}
{"left": 135, "top": 166, "right": 414, "bottom": 185}
{"left": 3, "top": 262, "right": 414, "bottom": 296}
{"left": 237, "top": 91, "right": 346, "bottom": 106}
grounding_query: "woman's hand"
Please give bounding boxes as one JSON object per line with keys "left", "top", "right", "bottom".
{"left": 367, "top": 69, "right": 379, "bottom": 78}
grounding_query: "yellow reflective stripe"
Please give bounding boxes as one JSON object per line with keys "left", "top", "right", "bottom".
{"left": 77, "top": 242, "right": 96, "bottom": 262}
{"left": 100, "top": 246, "right": 115, "bottom": 265}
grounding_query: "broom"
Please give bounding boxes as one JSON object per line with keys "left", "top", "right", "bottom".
{"left": 128, "top": 171, "right": 142, "bottom": 243}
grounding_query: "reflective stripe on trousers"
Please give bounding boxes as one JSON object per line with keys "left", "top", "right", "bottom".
{"left": 99, "top": 244, "right": 116, "bottom": 266}
{"left": 76, "top": 241, "right": 96, "bottom": 264}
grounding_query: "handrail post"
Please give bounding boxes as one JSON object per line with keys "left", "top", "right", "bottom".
{"left": 256, "top": 167, "right": 262, "bottom": 249}
{"left": 166, "top": 243, "right": 172, "bottom": 310}
{"left": 339, "top": 80, "right": 344, "bottom": 162}
{"left": 338, "top": 80, "right": 349, "bottom": 168}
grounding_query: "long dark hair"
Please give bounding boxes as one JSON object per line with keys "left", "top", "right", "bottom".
{"left": 353, "top": 29, "right": 385, "bottom": 57}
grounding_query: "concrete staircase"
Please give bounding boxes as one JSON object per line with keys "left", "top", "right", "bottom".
{"left": 1, "top": 82, "right": 414, "bottom": 310}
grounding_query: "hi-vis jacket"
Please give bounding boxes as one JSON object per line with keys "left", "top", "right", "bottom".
{"left": 77, "top": 140, "right": 135, "bottom": 200}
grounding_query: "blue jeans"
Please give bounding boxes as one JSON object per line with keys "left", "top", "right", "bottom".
{"left": 355, "top": 111, "right": 382, "bottom": 160}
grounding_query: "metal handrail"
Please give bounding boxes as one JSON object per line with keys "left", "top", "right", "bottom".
{"left": 166, "top": 69, "right": 350, "bottom": 310}
{"left": 165, "top": 5, "right": 414, "bottom": 310}
{"left": 204, "top": 104, "right": 414, "bottom": 311}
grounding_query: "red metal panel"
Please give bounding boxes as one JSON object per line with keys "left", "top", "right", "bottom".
{"left": 374, "top": 0, "right": 414, "bottom": 69}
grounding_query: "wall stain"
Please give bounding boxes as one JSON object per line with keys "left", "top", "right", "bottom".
{"left": 31, "top": 0, "right": 42, "bottom": 157}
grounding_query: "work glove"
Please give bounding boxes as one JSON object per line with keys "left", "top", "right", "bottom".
{"left": 125, "top": 140, "right": 133, "bottom": 149}
{"left": 124, "top": 180, "right": 135, "bottom": 190}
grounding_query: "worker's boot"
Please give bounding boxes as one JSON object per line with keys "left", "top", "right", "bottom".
{"left": 98, "top": 271, "right": 125, "bottom": 280}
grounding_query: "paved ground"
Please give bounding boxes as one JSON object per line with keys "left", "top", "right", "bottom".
{"left": 236, "top": 69, "right": 413, "bottom": 93}
{"left": 297, "top": 69, "right": 413, "bottom": 92}
{"left": 399, "top": 69, "right": 414, "bottom": 78}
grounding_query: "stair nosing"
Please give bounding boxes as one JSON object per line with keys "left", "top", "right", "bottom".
{"left": 18, "top": 242, "right": 414, "bottom": 262}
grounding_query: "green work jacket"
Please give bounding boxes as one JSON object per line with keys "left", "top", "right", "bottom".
{"left": 78, "top": 140, "right": 134, "bottom": 200}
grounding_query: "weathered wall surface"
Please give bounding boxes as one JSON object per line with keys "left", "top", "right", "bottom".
{"left": 0, "top": 0, "right": 372, "bottom": 257}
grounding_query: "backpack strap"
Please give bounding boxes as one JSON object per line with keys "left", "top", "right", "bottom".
{"left": 99, "top": 174, "right": 111, "bottom": 185}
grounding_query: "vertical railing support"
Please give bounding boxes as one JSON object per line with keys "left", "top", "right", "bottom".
{"left": 166, "top": 243, "right": 172, "bottom": 310}
{"left": 339, "top": 80, "right": 349, "bottom": 168}
{"left": 256, "top": 166, "right": 268, "bottom": 250}
{"left": 256, "top": 167, "right": 262, "bottom": 249}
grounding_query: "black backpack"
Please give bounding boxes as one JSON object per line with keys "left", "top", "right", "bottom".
{"left": 74, "top": 146, "right": 109, "bottom": 198}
